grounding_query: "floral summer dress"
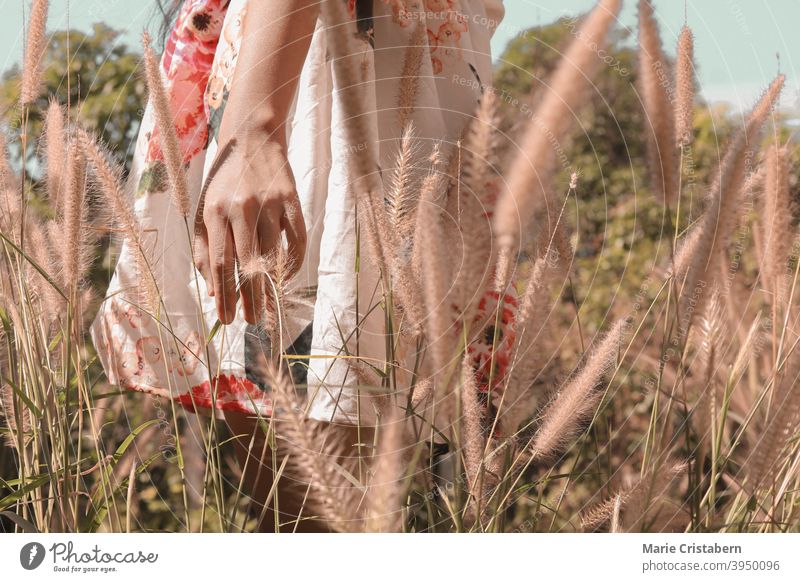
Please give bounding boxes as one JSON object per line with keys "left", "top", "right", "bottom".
{"left": 90, "top": 0, "right": 516, "bottom": 424}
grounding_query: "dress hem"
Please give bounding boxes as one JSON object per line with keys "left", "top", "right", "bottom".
{"left": 116, "top": 373, "right": 274, "bottom": 417}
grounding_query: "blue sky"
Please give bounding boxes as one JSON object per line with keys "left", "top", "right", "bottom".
{"left": 2, "top": 0, "right": 799, "bottom": 115}
{"left": 494, "top": 1, "right": 800, "bottom": 113}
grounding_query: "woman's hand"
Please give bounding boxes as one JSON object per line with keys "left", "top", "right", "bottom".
{"left": 191, "top": 0, "right": 319, "bottom": 325}
{"left": 193, "top": 132, "right": 306, "bottom": 325}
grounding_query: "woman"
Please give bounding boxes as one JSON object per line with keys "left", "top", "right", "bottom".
{"left": 91, "top": 0, "right": 508, "bottom": 530}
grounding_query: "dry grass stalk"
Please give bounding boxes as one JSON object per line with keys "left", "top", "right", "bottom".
{"left": 21, "top": 0, "right": 49, "bottom": 105}
{"left": 747, "top": 338, "right": 800, "bottom": 489}
{"left": 493, "top": 0, "right": 621, "bottom": 289}
{"left": 386, "top": 126, "right": 421, "bottom": 237}
{"left": 529, "top": 318, "right": 625, "bottom": 460}
{"left": 78, "top": 130, "right": 135, "bottom": 232}
{"left": 384, "top": 127, "right": 424, "bottom": 333}
{"left": 44, "top": 99, "right": 66, "bottom": 208}
{"left": 451, "top": 92, "right": 500, "bottom": 331}
{"left": 412, "top": 162, "right": 457, "bottom": 386}
{"left": 497, "top": 253, "right": 562, "bottom": 437}
{"left": 0, "top": 168, "right": 59, "bottom": 318}
{"left": 0, "top": 302, "right": 35, "bottom": 448}
{"left": 623, "top": 460, "right": 687, "bottom": 531}
{"left": 396, "top": 17, "right": 427, "bottom": 131}
{"left": 25, "top": 217, "right": 61, "bottom": 319}
{"left": 747, "top": 166, "right": 768, "bottom": 263}
{"left": 637, "top": 0, "right": 679, "bottom": 205}
{"left": 365, "top": 406, "right": 408, "bottom": 532}
{"left": 581, "top": 459, "right": 685, "bottom": 531}
{"left": 609, "top": 493, "right": 623, "bottom": 532}
{"left": 672, "top": 74, "right": 784, "bottom": 336}
{"left": 581, "top": 487, "right": 628, "bottom": 531}
{"left": 410, "top": 375, "right": 433, "bottom": 409}
{"left": 238, "top": 247, "right": 308, "bottom": 350}
{"left": 727, "top": 315, "right": 762, "bottom": 402}
{"left": 675, "top": 25, "right": 695, "bottom": 147}
{"left": 360, "top": 192, "right": 394, "bottom": 287}
{"left": 536, "top": 181, "right": 574, "bottom": 275}
{"left": 141, "top": 31, "right": 190, "bottom": 217}
{"left": 0, "top": 190, "right": 20, "bottom": 249}
{"left": 688, "top": 288, "right": 724, "bottom": 453}
{"left": 78, "top": 129, "right": 159, "bottom": 313}
{"left": 459, "top": 356, "right": 486, "bottom": 509}
{"left": 59, "top": 138, "right": 88, "bottom": 294}
{"left": 1, "top": 382, "right": 33, "bottom": 447}
{"left": 269, "top": 362, "right": 362, "bottom": 531}
{"left": 0, "top": 133, "right": 12, "bottom": 190}
{"left": 499, "top": 178, "right": 577, "bottom": 436}
{"left": 761, "top": 143, "right": 792, "bottom": 303}
{"left": 746, "top": 75, "right": 785, "bottom": 127}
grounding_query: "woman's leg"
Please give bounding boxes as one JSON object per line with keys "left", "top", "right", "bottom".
{"left": 223, "top": 409, "right": 375, "bottom": 532}
{"left": 223, "top": 409, "right": 329, "bottom": 532}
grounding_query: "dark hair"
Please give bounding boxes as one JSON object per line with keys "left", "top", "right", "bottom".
{"left": 154, "top": 0, "right": 182, "bottom": 48}
{"left": 354, "top": 0, "right": 374, "bottom": 38}
{"left": 155, "top": 0, "right": 375, "bottom": 47}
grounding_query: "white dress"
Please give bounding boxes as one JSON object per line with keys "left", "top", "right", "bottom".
{"left": 90, "top": 0, "right": 506, "bottom": 424}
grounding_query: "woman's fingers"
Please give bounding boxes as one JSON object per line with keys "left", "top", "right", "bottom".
{"left": 192, "top": 219, "right": 214, "bottom": 297}
{"left": 281, "top": 196, "right": 307, "bottom": 280}
{"left": 231, "top": 204, "right": 264, "bottom": 325}
{"left": 257, "top": 210, "right": 281, "bottom": 314}
{"left": 208, "top": 215, "right": 238, "bottom": 324}
{"left": 257, "top": 210, "right": 281, "bottom": 265}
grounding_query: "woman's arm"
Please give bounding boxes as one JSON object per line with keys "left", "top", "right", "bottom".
{"left": 194, "top": 0, "right": 320, "bottom": 325}
{"left": 218, "top": 0, "right": 320, "bottom": 147}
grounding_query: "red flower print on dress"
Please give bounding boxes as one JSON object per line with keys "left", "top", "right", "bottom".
{"left": 466, "top": 288, "right": 520, "bottom": 392}
{"left": 134, "top": 337, "right": 164, "bottom": 380}
{"left": 107, "top": 332, "right": 146, "bottom": 389}
{"left": 177, "top": 374, "right": 272, "bottom": 414}
{"left": 144, "top": 0, "right": 228, "bottom": 168}
{"left": 117, "top": 353, "right": 142, "bottom": 388}
{"left": 206, "top": 4, "right": 248, "bottom": 112}
{"left": 425, "top": 0, "right": 457, "bottom": 13}
{"left": 428, "top": 11, "right": 468, "bottom": 74}
{"left": 136, "top": 337, "right": 163, "bottom": 367}
{"left": 106, "top": 297, "right": 143, "bottom": 329}
{"left": 165, "top": 331, "right": 203, "bottom": 376}
{"left": 383, "top": 0, "right": 415, "bottom": 27}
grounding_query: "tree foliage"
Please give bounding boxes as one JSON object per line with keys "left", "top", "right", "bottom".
{"left": 493, "top": 17, "right": 798, "bottom": 332}
{"left": 1, "top": 23, "right": 144, "bottom": 169}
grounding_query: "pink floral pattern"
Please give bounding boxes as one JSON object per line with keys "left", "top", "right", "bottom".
{"left": 205, "top": 3, "right": 247, "bottom": 112}
{"left": 428, "top": 11, "right": 469, "bottom": 74}
{"left": 467, "top": 288, "right": 520, "bottom": 390}
{"left": 382, "top": 0, "right": 420, "bottom": 25}
{"left": 98, "top": 296, "right": 273, "bottom": 414}
{"left": 380, "top": 0, "right": 469, "bottom": 74}
{"left": 144, "top": 0, "right": 228, "bottom": 168}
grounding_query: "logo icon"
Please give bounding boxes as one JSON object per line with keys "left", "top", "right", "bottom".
{"left": 19, "top": 542, "right": 46, "bottom": 570}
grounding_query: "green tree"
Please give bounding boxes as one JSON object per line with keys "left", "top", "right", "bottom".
{"left": 0, "top": 23, "right": 144, "bottom": 169}
{"left": 494, "top": 18, "right": 709, "bottom": 330}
